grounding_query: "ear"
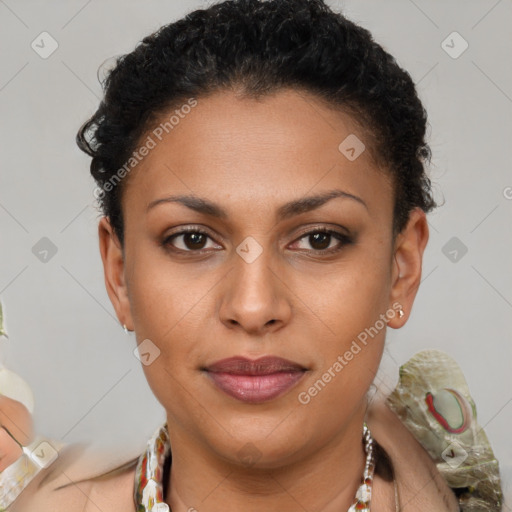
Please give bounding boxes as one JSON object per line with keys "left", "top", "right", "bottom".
{"left": 98, "top": 216, "right": 134, "bottom": 331}
{"left": 387, "top": 208, "right": 429, "bottom": 328}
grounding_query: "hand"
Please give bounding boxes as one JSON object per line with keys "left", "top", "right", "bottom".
{"left": 0, "top": 426, "right": 24, "bottom": 471}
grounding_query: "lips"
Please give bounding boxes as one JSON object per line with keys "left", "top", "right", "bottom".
{"left": 205, "top": 356, "right": 307, "bottom": 375}
{"left": 204, "top": 356, "right": 307, "bottom": 403}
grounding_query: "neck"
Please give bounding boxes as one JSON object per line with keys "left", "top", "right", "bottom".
{"left": 164, "top": 406, "right": 367, "bottom": 512}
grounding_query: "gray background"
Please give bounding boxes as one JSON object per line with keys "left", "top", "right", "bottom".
{"left": 0, "top": 0, "right": 511, "bottom": 507}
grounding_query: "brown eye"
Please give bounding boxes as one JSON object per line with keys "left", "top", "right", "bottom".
{"left": 308, "top": 232, "right": 330, "bottom": 250}
{"left": 181, "top": 232, "right": 207, "bottom": 250}
{"left": 162, "top": 228, "right": 221, "bottom": 252}
{"left": 291, "top": 229, "right": 352, "bottom": 254}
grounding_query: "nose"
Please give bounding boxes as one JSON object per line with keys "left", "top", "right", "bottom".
{"left": 218, "top": 245, "right": 292, "bottom": 336}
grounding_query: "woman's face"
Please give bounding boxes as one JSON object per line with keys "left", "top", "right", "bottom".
{"left": 99, "top": 88, "right": 428, "bottom": 468}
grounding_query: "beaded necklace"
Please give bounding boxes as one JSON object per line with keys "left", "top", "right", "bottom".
{"left": 134, "top": 423, "right": 376, "bottom": 512}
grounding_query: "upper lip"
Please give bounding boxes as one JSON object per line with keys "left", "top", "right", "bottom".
{"left": 204, "top": 356, "right": 307, "bottom": 375}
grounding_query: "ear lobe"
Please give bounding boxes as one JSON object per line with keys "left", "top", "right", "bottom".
{"left": 387, "top": 208, "right": 429, "bottom": 329}
{"left": 98, "top": 217, "right": 133, "bottom": 330}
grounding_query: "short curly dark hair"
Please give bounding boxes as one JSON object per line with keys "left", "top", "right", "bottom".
{"left": 76, "top": 0, "right": 436, "bottom": 248}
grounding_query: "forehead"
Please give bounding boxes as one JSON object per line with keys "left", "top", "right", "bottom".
{"left": 122, "top": 88, "right": 393, "bottom": 219}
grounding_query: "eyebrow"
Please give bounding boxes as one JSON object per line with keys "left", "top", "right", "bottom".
{"left": 146, "top": 189, "right": 368, "bottom": 220}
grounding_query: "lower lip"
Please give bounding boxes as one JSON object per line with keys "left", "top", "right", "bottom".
{"left": 205, "top": 371, "right": 306, "bottom": 403}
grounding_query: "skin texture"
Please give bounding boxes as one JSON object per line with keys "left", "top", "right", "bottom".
{"left": 98, "top": 88, "right": 430, "bottom": 511}
{"left": 0, "top": 395, "right": 33, "bottom": 472}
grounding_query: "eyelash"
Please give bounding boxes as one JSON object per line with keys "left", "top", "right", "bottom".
{"left": 161, "top": 226, "right": 353, "bottom": 255}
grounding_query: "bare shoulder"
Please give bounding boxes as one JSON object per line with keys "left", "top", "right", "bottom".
{"left": 9, "top": 444, "right": 139, "bottom": 512}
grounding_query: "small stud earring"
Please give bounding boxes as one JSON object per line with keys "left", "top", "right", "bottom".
{"left": 123, "top": 324, "right": 129, "bottom": 333}
{"left": 398, "top": 309, "right": 404, "bottom": 319}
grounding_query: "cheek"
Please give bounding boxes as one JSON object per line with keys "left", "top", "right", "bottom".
{"left": 294, "top": 248, "right": 391, "bottom": 409}
{"left": 126, "top": 257, "right": 210, "bottom": 409}
{"left": 295, "top": 306, "right": 387, "bottom": 439}
{"left": 126, "top": 248, "right": 201, "bottom": 339}
{"left": 302, "top": 245, "right": 392, "bottom": 340}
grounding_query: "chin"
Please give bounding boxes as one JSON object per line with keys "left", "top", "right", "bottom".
{"left": 205, "top": 423, "right": 310, "bottom": 471}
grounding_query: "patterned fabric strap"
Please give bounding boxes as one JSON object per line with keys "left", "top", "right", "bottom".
{"left": 0, "top": 453, "right": 40, "bottom": 511}
{"left": 134, "top": 423, "right": 172, "bottom": 512}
